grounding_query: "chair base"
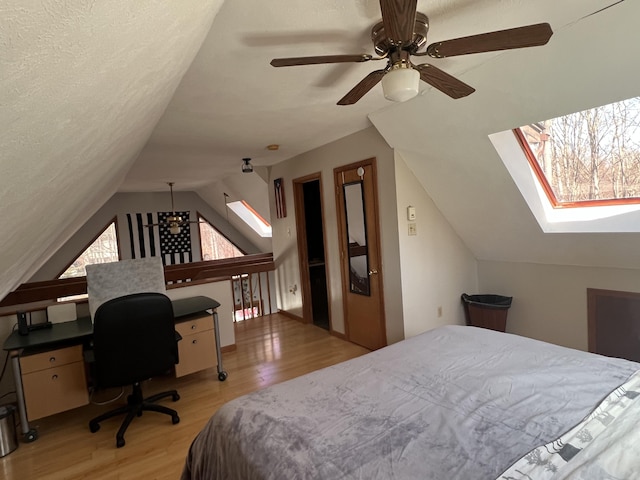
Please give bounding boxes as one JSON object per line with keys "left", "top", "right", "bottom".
{"left": 89, "top": 382, "right": 180, "bottom": 448}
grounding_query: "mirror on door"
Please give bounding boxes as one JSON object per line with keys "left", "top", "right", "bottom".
{"left": 343, "top": 181, "right": 370, "bottom": 296}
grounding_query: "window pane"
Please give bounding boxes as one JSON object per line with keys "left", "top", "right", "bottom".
{"left": 199, "top": 217, "right": 244, "bottom": 261}
{"left": 59, "top": 223, "right": 119, "bottom": 279}
{"left": 520, "top": 97, "right": 640, "bottom": 204}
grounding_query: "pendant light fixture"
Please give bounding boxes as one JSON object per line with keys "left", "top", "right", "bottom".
{"left": 242, "top": 158, "right": 254, "bottom": 173}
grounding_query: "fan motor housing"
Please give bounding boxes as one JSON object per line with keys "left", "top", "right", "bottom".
{"left": 371, "top": 12, "right": 429, "bottom": 56}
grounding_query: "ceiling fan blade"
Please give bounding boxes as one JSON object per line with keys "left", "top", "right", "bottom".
{"left": 271, "top": 54, "right": 373, "bottom": 67}
{"left": 426, "top": 23, "right": 553, "bottom": 58}
{"left": 414, "top": 64, "right": 475, "bottom": 99}
{"left": 379, "top": 0, "right": 418, "bottom": 46}
{"left": 337, "top": 70, "right": 386, "bottom": 105}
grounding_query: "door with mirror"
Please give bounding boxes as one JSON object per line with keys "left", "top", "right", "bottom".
{"left": 335, "top": 158, "right": 386, "bottom": 350}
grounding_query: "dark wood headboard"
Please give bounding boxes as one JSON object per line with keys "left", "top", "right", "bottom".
{"left": 587, "top": 288, "right": 640, "bottom": 363}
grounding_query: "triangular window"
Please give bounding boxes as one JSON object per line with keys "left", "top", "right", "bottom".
{"left": 198, "top": 215, "right": 245, "bottom": 261}
{"left": 59, "top": 219, "right": 120, "bottom": 279}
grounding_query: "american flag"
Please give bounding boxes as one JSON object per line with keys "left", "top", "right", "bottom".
{"left": 126, "top": 211, "right": 193, "bottom": 265}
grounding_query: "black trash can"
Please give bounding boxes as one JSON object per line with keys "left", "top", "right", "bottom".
{"left": 461, "top": 294, "right": 512, "bottom": 332}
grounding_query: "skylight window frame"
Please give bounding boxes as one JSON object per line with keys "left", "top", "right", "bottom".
{"left": 514, "top": 126, "right": 640, "bottom": 209}
{"left": 226, "top": 200, "right": 272, "bottom": 238}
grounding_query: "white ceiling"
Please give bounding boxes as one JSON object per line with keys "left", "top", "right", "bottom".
{"left": 2, "top": 0, "right": 638, "bottom": 301}
{"left": 121, "top": 0, "right": 584, "bottom": 191}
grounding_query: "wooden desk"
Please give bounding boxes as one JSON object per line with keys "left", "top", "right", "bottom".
{"left": 2, "top": 295, "right": 226, "bottom": 442}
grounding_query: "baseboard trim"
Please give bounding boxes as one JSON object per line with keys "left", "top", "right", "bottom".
{"left": 277, "top": 309, "right": 305, "bottom": 323}
{"left": 329, "top": 330, "right": 347, "bottom": 341}
{"left": 220, "top": 344, "right": 237, "bottom": 353}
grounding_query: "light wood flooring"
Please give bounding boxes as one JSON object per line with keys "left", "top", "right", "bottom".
{"left": 0, "top": 314, "right": 369, "bottom": 479}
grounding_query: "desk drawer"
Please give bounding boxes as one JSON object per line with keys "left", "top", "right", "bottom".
{"left": 20, "top": 344, "right": 83, "bottom": 374}
{"left": 175, "top": 330, "right": 216, "bottom": 377}
{"left": 175, "top": 314, "right": 213, "bottom": 337}
{"left": 22, "top": 361, "right": 89, "bottom": 420}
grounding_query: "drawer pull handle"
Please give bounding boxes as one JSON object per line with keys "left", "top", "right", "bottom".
{"left": 192, "top": 339, "right": 198, "bottom": 345}
{"left": 52, "top": 374, "right": 58, "bottom": 380}
{"left": 191, "top": 324, "right": 197, "bottom": 330}
{"left": 49, "top": 357, "right": 56, "bottom": 363}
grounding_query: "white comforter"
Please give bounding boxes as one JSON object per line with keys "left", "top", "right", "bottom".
{"left": 182, "top": 325, "right": 639, "bottom": 480}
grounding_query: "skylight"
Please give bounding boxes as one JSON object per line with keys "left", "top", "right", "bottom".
{"left": 227, "top": 200, "right": 272, "bottom": 238}
{"left": 516, "top": 97, "right": 640, "bottom": 208}
{"left": 490, "top": 96, "right": 640, "bottom": 233}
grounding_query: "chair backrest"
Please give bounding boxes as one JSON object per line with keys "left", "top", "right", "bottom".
{"left": 92, "top": 292, "right": 178, "bottom": 388}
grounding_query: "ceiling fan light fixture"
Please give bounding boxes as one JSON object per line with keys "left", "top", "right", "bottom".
{"left": 382, "top": 66, "right": 420, "bottom": 102}
{"left": 242, "top": 157, "right": 254, "bottom": 173}
{"left": 167, "top": 215, "right": 182, "bottom": 235}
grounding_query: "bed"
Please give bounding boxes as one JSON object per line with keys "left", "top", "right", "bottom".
{"left": 181, "top": 325, "right": 640, "bottom": 479}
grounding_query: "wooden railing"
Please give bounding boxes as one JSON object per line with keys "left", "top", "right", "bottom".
{"left": 0, "top": 253, "right": 275, "bottom": 311}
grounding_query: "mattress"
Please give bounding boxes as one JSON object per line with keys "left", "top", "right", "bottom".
{"left": 181, "top": 325, "right": 639, "bottom": 479}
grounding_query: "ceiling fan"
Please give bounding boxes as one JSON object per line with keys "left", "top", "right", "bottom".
{"left": 145, "top": 182, "right": 203, "bottom": 235}
{"left": 270, "top": 0, "right": 553, "bottom": 105}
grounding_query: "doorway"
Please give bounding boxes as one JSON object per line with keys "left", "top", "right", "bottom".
{"left": 335, "top": 158, "right": 386, "bottom": 350}
{"left": 293, "top": 174, "right": 331, "bottom": 330}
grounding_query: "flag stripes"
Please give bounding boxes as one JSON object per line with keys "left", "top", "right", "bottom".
{"left": 126, "top": 212, "right": 193, "bottom": 266}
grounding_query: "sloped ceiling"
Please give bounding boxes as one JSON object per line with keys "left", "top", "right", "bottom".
{"left": 370, "top": 0, "right": 640, "bottom": 269}
{"left": 0, "top": 0, "right": 224, "bottom": 300}
{"left": 2, "top": 0, "right": 638, "bottom": 301}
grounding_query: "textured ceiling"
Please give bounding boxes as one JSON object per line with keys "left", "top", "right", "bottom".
{"left": 121, "top": 0, "right": 568, "bottom": 192}
{"left": 0, "top": 0, "right": 224, "bottom": 299}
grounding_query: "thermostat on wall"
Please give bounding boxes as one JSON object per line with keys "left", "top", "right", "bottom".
{"left": 407, "top": 206, "right": 416, "bottom": 221}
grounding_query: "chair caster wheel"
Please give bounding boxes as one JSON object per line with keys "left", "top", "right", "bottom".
{"left": 24, "top": 429, "right": 38, "bottom": 442}
{"left": 89, "top": 422, "right": 100, "bottom": 433}
{"left": 116, "top": 437, "right": 125, "bottom": 448}
{"left": 172, "top": 415, "right": 180, "bottom": 425}
{"left": 218, "top": 371, "right": 228, "bottom": 381}
{"left": 172, "top": 393, "right": 180, "bottom": 402}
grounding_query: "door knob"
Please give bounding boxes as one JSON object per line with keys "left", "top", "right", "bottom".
{"left": 368, "top": 269, "right": 378, "bottom": 275}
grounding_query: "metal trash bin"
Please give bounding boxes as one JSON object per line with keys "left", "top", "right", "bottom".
{"left": 461, "top": 293, "right": 512, "bottom": 332}
{"left": 0, "top": 404, "right": 18, "bottom": 457}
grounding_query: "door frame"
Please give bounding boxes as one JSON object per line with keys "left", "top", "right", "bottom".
{"left": 293, "top": 172, "right": 332, "bottom": 330}
{"left": 334, "top": 157, "right": 386, "bottom": 348}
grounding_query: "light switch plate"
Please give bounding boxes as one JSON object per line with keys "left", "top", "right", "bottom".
{"left": 407, "top": 206, "right": 416, "bottom": 221}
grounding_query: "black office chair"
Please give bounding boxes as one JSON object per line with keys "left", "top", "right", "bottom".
{"left": 88, "top": 292, "right": 180, "bottom": 448}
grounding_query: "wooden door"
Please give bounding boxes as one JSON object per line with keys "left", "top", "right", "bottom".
{"left": 335, "top": 158, "right": 386, "bottom": 350}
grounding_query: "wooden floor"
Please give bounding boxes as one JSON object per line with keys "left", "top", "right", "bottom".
{"left": 0, "top": 314, "right": 369, "bottom": 479}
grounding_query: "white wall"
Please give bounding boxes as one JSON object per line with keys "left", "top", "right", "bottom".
{"left": 478, "top": 260, "right": 640, "bottom": 351}
{"left": 395, "top": 153, "right": 478, "bottom": 338}
{"left": 269, "top": 127, "right": 405, "bottom": 343}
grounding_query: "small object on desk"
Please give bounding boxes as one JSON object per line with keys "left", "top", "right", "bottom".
{"left": 17, "top": 311, "right": 29, "bottom": 336}
{"left": 28, "top": 322, "right": 52, "bottom": 332}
